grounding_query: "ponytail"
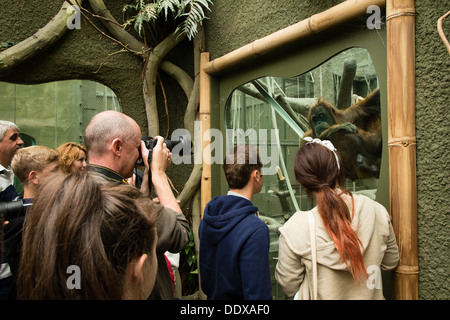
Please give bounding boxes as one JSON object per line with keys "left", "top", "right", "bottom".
{"left": 295, "top": 142, "right": 368, "bottom": 282}
{"left": 316, "top": 187, "right": 367, "bottom": 282}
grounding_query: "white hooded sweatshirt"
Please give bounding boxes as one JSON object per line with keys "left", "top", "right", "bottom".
{"left": 275, "top": 193, "right": 399, "bottom": 300}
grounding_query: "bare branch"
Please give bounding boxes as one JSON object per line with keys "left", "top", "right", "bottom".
{"left": 144, "top": 30, "right": 186, "bottom": 136}
{"left": 438, "top": 10, "right": 450, "bottom": 55}
{"left": 81, "top": 0, "right": 149, "bottom": 57}
{"left": 0, "top": 1, "right": 84, "bottom": 74}
{"left": 92, "top": 48, "right": 127, "bottom": 74}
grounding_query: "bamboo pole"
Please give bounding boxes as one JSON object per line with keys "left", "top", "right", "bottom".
{"left": 386, "top": 0, "right": 418, "bottom": 300}
{"left": 203, "top": 0, "right": 385, "bottom": 75}
{"left": 200, "top": 52, "right": 211, "bottom": 218}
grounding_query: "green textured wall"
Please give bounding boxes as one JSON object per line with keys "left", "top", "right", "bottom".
{"left": 204, "top": 0, "right": 449, "bottom": 299}
{"left": 414, "top": 1, "right": 450, "bottom": 300}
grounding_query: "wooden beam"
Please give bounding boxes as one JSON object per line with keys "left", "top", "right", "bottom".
{"left": 203, "top": 0, "right": 385, "bottom": 75}
{"left": 386, "top": 0, "right": 419, "bottom": 300}
{"left": 200, "top": 52, "right": 211, "bottom": 218}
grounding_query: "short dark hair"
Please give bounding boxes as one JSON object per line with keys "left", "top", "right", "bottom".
{"left": 223, "top": 145, "right": 262, "bottom": 189}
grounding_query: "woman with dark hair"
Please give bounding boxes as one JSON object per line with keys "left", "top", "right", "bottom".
{"left": 17, "top": 172, "right": 158, "bottom": 299}
{"left": 275, "top": 138, "right": 399, "bottom": 300}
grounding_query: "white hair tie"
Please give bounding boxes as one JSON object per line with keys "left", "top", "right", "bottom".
{"left": 303, "top": 137, "right": 340, "bottom": 172}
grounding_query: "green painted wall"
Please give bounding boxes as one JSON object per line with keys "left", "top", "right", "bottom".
{"left": 414, "top": 0, "right": 450, "bottom": 300}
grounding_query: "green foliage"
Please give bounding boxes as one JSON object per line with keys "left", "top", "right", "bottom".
{"left": 0, "top": 41, "right": 14, "bottom": 50}
{"left": 183, "top": 227, "right": 199, "bottom": 289}
{"left": 0, "top": 41, "right": 15, "bottom": 63}
{"left": 123, "top": 0, "right": 212, "bottom": 41}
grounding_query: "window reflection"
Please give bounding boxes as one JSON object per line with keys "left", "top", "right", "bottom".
{"left": 225, "top": 47, "right": 381, "bottom": 299}
{"left": 0, "top": 80, "right": 121, "bottom": 148}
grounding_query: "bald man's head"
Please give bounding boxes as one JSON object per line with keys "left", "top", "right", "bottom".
{"left": 84, "top": 111, "right": 140, "bottom": 158}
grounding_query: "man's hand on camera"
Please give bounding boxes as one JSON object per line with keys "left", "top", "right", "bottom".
{"left": 150, "top": 136, "right": 172, "bottom": 174}
{"left": 146, "top": 136, "right": 181, "bottom": 213}
{"left": 140, "top": 140, "right": 150, "bottom": 169}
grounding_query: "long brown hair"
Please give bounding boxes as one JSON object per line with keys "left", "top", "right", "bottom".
{"left": 294, "top": 142, "right": 367, "bottom": 281}
{"left": 17, "top": 172, "right": 157, "bottom": 299}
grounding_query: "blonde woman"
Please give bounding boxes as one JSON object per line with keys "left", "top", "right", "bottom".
{"left": 56, "top": 142, "right": 87, "bottom": 173}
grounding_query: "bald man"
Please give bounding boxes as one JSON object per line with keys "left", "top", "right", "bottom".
{"left": 84, "top": 111, "right": 189, "bottom": 299}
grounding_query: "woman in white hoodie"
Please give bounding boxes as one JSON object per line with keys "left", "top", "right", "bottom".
{"left": 275, "top": 138, "right": 399, "bottom": 300}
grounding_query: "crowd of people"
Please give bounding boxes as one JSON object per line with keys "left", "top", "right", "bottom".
{"left": 0, "top": 112, "right": 399, "bottom": 300}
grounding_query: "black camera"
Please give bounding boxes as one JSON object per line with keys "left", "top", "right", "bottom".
{"left": 137, "top": 133, "right": 191, "bottom": 166}
{"left": 0, "top": 200, "right": 28, "bottom": 221}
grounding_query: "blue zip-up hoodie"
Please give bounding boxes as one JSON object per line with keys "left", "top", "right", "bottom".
{"left": 199, "top": 195, "right": 272, "bottom": 300}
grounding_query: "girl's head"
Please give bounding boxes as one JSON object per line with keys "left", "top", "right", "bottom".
{"left": 56, "top": 142, "right": 88, "bottom": 173}
{"left": 294, "top": 138, "right": 345, "bottom": 197}
{"left": 18, "top": 172, "right": 158, "bottom": 299}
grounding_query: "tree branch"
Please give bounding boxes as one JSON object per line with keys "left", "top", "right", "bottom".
{"left": 87, "top": 0, "right": 149, "bottom": 57}
{"left": 159, "top": 61, "right": 193, "bottom": 98}
{"left": 144, "top": 30, "right": 186, "bottom": 136}
{"left": 177, "top": 164, "right": 202, "bottom": 209}
{"left": 0, "top": 0, "right": 84, "bottom": 74}
{"left": 438, "top": 10, "right": 450, "bottom": 55}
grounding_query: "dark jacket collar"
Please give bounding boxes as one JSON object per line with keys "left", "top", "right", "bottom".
{"left": 86, "top": 164, "right": 127, "bottom": 184}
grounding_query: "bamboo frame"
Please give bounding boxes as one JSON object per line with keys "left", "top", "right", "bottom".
{"left": 201, "top": 0, "right": 419, "bottom": 299}
{"left": 200, "top": 52, "right": 211, "bottom": 218}
{"left": 386, "top": 0, "right": 418, "bottom": 300}
{"left": 203, "top": 0, "right": 384, "bottom": 74}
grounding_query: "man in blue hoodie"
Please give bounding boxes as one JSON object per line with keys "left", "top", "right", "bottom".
{"left": 199, "top": 144, "right": 272, "bottom": 300}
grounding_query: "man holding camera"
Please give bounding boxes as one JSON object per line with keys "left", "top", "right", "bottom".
{"left": 84, "top": 110, "right": 189, "bottom": 300}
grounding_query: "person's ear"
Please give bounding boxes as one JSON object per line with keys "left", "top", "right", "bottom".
{"left": 28, "top": 170, "right": 39, "bottom": 185}
{"left": 111, "top": 138, "right": 123, "bottom": 156}
{"left": 252, "top": 169, "right": 261, "bottom": 183}
{"left": 131, "top": 254, "right": 148, "bottom": 283}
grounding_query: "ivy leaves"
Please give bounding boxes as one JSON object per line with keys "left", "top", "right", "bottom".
{"left": 0, "top": 41, "right": 14, "bottom": 50}
{"left": 0, "top": 41, "right": 15, "bottom": 64}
